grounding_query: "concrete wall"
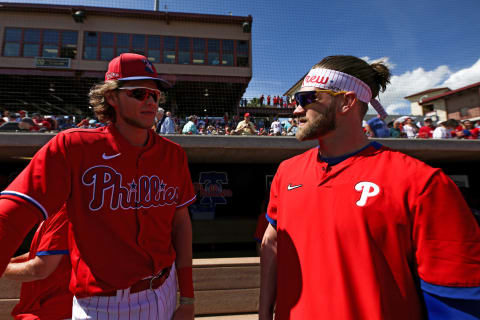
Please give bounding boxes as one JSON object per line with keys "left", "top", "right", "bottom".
{"left": 1, "top": 133, "right": 480, "bottom": 164}
{"left": 410, "top": 101, "right": 423, "bottom": 116}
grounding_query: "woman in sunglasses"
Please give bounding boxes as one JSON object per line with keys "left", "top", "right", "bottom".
{"left": 260, "top": 55, "right": 480, "bottom": 320}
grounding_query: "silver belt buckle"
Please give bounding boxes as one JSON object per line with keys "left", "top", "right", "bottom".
{"left": 149, "top": 268, "right": 167, "bottom": 290}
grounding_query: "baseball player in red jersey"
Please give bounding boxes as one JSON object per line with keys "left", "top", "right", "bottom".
{"left": 0, "top": 53, "right": 196, "bottom": 319}
{"left": 3, "top": 208, "right": 72, "bottom": 319}
{"left": 259, "top": 55, "right": 480, "bottom": 320}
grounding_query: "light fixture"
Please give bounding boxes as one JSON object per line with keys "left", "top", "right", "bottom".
{"left": 72, "top": 10, "right": 86, "bottom": 23}
{"left": 242, "top": 21, "right": 251, "bottom": 33}
{"left": 204, "top": 89, "right": 209, "bottom": 97}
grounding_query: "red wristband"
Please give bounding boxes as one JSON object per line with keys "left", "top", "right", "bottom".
{"left": 177, "top": 266, "right": 194, "bottom": 298}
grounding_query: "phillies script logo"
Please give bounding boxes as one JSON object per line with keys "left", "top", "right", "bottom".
{"left": 303, "top": 75, "right": 329, "bottom": 86}
{"left": 82, "top": 165, "right": 179, "bottom": 211}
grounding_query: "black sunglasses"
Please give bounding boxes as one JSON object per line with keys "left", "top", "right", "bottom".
{"left": 294, "top": 89, "right": 346, "bottom": 107}
{"left": 294, "top": 91, "right": 318, "bottom": 107}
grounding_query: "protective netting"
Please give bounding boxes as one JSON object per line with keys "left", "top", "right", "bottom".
{"left": 1, "top": 0, "right": 480, "bottom": 134}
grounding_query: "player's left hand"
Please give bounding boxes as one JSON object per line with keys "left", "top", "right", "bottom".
{"left": 173, "top": 304, "right": 194, "bottom": 320}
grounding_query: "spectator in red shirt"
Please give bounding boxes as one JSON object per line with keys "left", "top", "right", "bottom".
{"left": 461, "top": 120, "right": 479, "bottom": 139}
{"left": 31, "top": 113, "right": 43, "bottom": 126}
{"left": 418, "top": 118, "right": 435, "bottom": 138}
{"left": 267, "top": 95, "right": 271, "bottom": 106}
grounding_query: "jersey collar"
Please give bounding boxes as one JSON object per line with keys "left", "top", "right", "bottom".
{"left": 319, "top": 141, "right": 383, "bottom": 166}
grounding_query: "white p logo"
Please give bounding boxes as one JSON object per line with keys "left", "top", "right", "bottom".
{"left": 355, "top": 182, "right": 380, "bottom": 207}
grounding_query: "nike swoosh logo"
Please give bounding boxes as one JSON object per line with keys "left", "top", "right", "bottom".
{"left": 102, "top": 153, "right": 121, "bottom": 160}
{"left": 287, "top": 184, "right": 303, "bottom": 191}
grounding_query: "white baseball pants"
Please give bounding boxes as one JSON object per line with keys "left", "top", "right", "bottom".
{"left": 72, "top": 264, "right": 177, "bottom": 320}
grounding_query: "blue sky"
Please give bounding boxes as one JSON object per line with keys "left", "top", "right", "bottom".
{"left": 4, "top": 0, "right": 480, "bottom": 114}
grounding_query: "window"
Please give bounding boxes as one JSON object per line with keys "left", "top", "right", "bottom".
{"left": 236, "top": 40, "right": 249, "bottom": 67}
{"left": 222, "top": 40, "right": 234, "bottom": 66}
{"left": 116, "top": 33, "right": 130, "bottom": 56}
{"left": 147, "top": 35, "right": 161, "bottom": 62}
{"left": 99, "top": 33, "right": 114, "bottom": 61}
{"left": 77, "top": 32, "right": 242, "bottom": 67}
{"left": 42, "top": 30, "right": 59, "bottom": 57}
{"left": 208, "top": 39, "right": 220, "bottom": 65}
{"left": 131, "top": 34, "right": 145, "bottom": 56}
{"left": 84, "top": 32, "right": 151, "bottom": 60}
{"left": 84, "top": 31, "right": 98, "bottom": 60}
{"left": 3, "top": 28, "right": 78, "bottom": 58}
{"left": 60, "top": 31, "right": 78, "bottom": 59}
{"left": 164, "top": 37, "right": 176, "bottom": 64}
{"left": 422, "top": 104, "right": 434, "bottom": 115}
{"left": 3, "top": 28, "right": 22, "bottom": 56}
{"left": 23, "top": 29, "right": 41, "bottom": 57}
{"left": 178, "top": 37, "right": 191, "bottom": 64}
{"left": 193, "top": 38, "right": 205, "bottom": 64}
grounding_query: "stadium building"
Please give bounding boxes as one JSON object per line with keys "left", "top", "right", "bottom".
{"left": 405, "top": 82, "right": 480, "bottom": 122}
{"left": 0, "top": 2, "right": 253, "bottom": 117}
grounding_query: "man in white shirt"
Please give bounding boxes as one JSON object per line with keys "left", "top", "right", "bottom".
{"left": 270, "top": 118, "right": 282, "bottom": 136}
{"left": 433, "top": 120, "right": 452, "bottom": 139}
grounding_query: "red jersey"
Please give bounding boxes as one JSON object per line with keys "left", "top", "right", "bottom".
{"left": 11, "top": 209, "right": 72, "bottom": 320}
{"left": 267, "top": 142, "right": 480, "bottom": 320}
{"left": 468, "top": 127, "right": 480, "bottom": 139}
{"left": 1, "top": 125, "right": 196, "bottom": 298}
{"left": 418, "top": 125, "right": 434, "bottom": 138}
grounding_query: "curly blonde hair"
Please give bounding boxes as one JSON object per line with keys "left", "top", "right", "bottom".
{"left": 88, "top": 81, "right": 121, "bottom": 123}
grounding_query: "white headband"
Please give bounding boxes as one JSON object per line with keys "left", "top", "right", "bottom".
{"left": 301, "top": 68, "right": 388, "bottom": 119}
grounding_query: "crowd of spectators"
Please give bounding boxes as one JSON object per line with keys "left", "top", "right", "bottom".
{"left": 0, "top": 109, "right": 86, "bottom": 132}
{"left": 240, "top": 94, "right": 297, "bottom": 108}
{"left": 2, "top": 108, "right": 479, "bottom": 139}
{"left": 363, "top": 115, "right": 480, "bottom": 139}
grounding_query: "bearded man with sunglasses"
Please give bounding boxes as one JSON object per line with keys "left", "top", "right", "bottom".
{"left": 259, "top": 55, "right": 480, "bottom": 320}
{"left": 0, "top": 53, "right": 196, "bottom": 320}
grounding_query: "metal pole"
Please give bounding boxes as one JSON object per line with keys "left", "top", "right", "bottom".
{"left": 154, "top": 0, "right": 159, "bottom": 11}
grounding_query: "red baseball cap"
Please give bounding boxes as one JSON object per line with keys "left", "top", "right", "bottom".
{"left": 244, "top": 113, "right": 250, "bottom": 117}
{"left": 105, "top": 53, "right": 171, "bottom": 89}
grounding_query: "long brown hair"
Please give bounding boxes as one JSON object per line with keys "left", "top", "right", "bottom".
{"left": 88, "top": 81, "right": 121, "bottom": 123}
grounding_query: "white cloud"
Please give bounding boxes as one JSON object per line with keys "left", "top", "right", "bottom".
{"left": 376, "top": 64, "right": 452, "bottom": 115}
{"left": 373, "top": 57, "right": 480, "bottom": 115}
{"left": 384, "top": 103, "right": 411, "bottom": 115}
{"left": 441, "top": 58, "right": 480, "bottom": 89}
{"left": 361, "top": 56, "right": 396, "bottom": 70}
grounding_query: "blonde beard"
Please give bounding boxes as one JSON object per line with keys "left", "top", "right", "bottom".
{"left": 296, "top": 101, "right": 336, "bottom": 141}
